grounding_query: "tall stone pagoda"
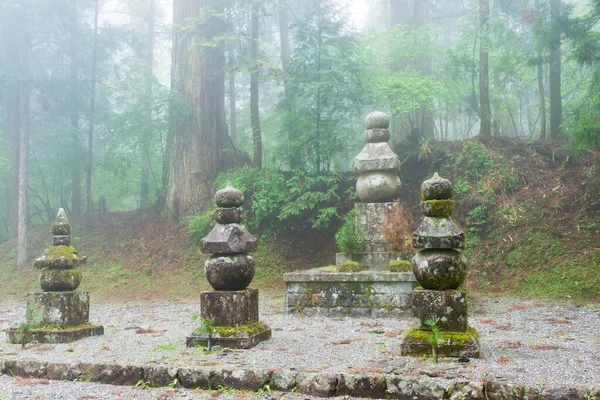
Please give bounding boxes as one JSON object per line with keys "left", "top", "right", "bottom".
{"left": 7, "top": 209, "right": 104, "bottom": 344}
{"left": 400, "top": 174, "right": 480, "bottom": 358}
{"left": 336, "top": 111, "right": 404, "bottom": 270}
{"left": 186, "top": 182, "right": 271, "bottom": 349}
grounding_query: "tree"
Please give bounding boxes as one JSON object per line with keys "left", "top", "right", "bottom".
{"left": 87, "top": 0, "right": 99, "bottom": 212}
{"left": 140, "top": 0, "right": 155, "bottom": 208}
{"left": 549, "top": 0, "right": 562, "bottom": 138}
{"left": 534, "top": 0, "right": 547, "bottom": 140}
{"left": 250, "top": 0, "right": 262, "bottom": 170}
{"left": 166, "top": 0, "right": 226, "bottom": 219}
{"left": 479, "top": 0, "right": 491, "bottom": 140}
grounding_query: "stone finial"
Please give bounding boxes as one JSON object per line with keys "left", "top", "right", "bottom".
{"left": 215, "top": 181, "right": 244, "bottom": 208}
{"left": 421, "top": 173, "right": 452, "bottom": 201}
{"left": 52, "top": 208, "right": 71, "bottom": 237}
{"left": 365, "top": 111, "right": 389, "bottom": 130}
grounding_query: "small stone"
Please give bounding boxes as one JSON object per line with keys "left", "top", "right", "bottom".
{"left": 421, "top": 173, "right": 453, "bottom": 200}
{"left": 214, "top": 207, "right": 243, "bottom": 224}
{"left": 215, "top": 182, "right": 244, "bottom": 208}
{"left": 365, "top": 128, "right": 390, "bottom": 143}
{"left": 356, "top": 171, "right": 401, "bottom": 203}
{"left": 412, "top": 249, "right": 467, "bottom": 290}
{"left": 204, "top": 255, "right": 255, "bottom": 291}
{"left": 365, "top": 111, "right": 389, "bottom": 130}
{"left": 52, "top": 235, "right": 71, "bottom": 246}
{"left": 201, "top": 223, "right": 258, "bottom": 254}
{"left": 40, "top": 268, "right": 82, "bottom": 291}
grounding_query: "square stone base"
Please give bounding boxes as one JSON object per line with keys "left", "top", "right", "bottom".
{"left": 186, "top": 325, "right": 271, "bottom": 349}
{"left": 400, "top": 327, "right": 481, "bottom": 358}
{"left": 200, "top": 289, "right": 259, "bottom": 327}
{"left": 412, "top": 289, "right": 467, "bottom": 332}
{"left": 26, "top": 291, "right": 90, "bottom": 328}
{"left": 7, "top": 324, "right": 104, "bottom": 344}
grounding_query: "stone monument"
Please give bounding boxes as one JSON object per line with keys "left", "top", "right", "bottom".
{"left": 7, "top": 209, "right": 104, "bottom": 344}
{"left": 186, "top": 182, "right": 271, "bottom": 349}
{"left": 400, "top": 173, "right": 480, "bottom": 358}
{"left": 283, "top": 112, "right": 416, "bottom": 317}
{"left": 336, "top": 111, "right": 405, "bottom": 270}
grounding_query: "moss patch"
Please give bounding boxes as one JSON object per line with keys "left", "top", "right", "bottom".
{"left": 404, "top": 326, "right": 479, "bottom": 347}
{"left": 34, "top": 246, "right": 80, "bottom": 269}
{"left": 211, "top": 322, "right": 268, "bottom": 338}
{"left": 423, "top": 200, "right": 455, "bottom": 218}
{"left": 390, "top": 260, "right": 411, "bottom": 272}
{"left": 339, "top": 261, "right": 362, "bottom": 272}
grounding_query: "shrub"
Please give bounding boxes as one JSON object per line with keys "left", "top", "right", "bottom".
{"left": 335, "top": 208, "right": 363, "bottom": 253}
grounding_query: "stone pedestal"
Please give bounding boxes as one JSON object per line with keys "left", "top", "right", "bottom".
{"left": 7, "top": 292, "right": 104, "bottom": 344}
{"left": 186, "top": 289, "right": 271, "bottom": 349}
{"left": 411, "top": 289, "right": 467, "bottom": 332}
{"left": 400, "top": 328, "right": 481, "bottom": 358}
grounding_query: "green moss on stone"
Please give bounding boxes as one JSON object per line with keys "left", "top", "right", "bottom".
{"left": 212, "top": 322, "right": 267, "bottom": 338}
{"left": 423, "top": 200, "right": 455, "bottom": 218}
{"left": 389, "top": 260, "right": 411, "bottom": 272}
{"left": 404, "top": 326, "right": 479, "bottom": 347}
{"left": 51, "top": 221, "right": 71, "bottom": 234}
{"left": 339, "top": 261, "right": 362, "bottom": 272}
{"left": 34, "top": 246, "right": 82, "bottom": 269}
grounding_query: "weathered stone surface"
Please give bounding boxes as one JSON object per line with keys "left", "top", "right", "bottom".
{"left": 541, "top": 387, "right": 590, "bottom": 400}
{"left": 390, "top": 260, "right": 411, "bottom": 272}
{"left": 486, "top": 382, "right": 541, "bottom": 400}
{"left": 143, "top": 365, "right": 179, "bottom": 387}
{"left": 26, "top": 291, "right": 90, "bottom": 328}
{"left": 177, "top": 366, "right": 215, "bottom": 389}
{"left": 212, "top": 368, "right": 272, "bottom": 391}
{"left": 204, "top": 255, "right": 255, "bottom": 291}
{"left": 365, "top": 128, "right": 390, "bottom": 143}
{"left": 214, "top": 207, "right": 243, "bottom": 224}
{"left": 400, "top": 329, "right": 481, "bottom": 358}
{"left": 354, "top": 143, "right": 400, "bottom": 172}
{"left": 421, "top": 173, "right": 452, "bottom": 200}
{"left": 412, "top": 289, "right": 468, "bottom": 332}
{"left": 420, "top": 199, "right": 455, "bottom": 218}
{"left": 446, "top": 381, "right": 485, "bottom": 399}
{"left": 296, "top": 373, "right": 339, "bottom": 397}
{"left": 199, "top": 289, "right": 259, "bottom": 326}
{"left": 365, "top": 110, "right": 389, "bottom": 130}
{"left": 412, "top": 217, "right": 465, "bottom": 249}
{"left": 186, "top": 326, "right": 271, "bottom": 349}
{"left": 386, "top": 376, "right": 446, "bottom": 400}
{"left": 6, "top": 324, "right": 104, "bottom": 344}
{"left": 51, "top": 209, "right": 71, "bottom": 235}
{"left": 40, "top": 268, "right": 82, "bottom": 291}
{"left": 336, "top": 251, "right": 403, "bottom": 271}
{"left": 2, "top": 360, "right": 47, "bottom": 379}
{"left": 201, "top": 223, "right": 258, "bottom": 254}
{"left": 215, "top": 181, "right": 244, "bottom": 208}
{"left": 33, "top": 245, "right": 86, "bottom": 270}
{"left": 337, "top": 374, "right": 387, "bottom": 399}
{"left": 356, "top": 202, "right": 400, "bottom": 243}
{"left": 99, "top": 364, "right": 143, "bottom": 386}
{"left": 47, "top": 362, "right": 84, "bottom": 381}
{"left": 52, "top": 235, "right": 70, "bottom": 246}
{"left": 270, "top": 371, "right": 297, "bottom": 391}
{"left": 412, "top": 249, "right": 467, "bottom": 290}
{"left": 356, "top": 171, "right": 401, "bottom": 203}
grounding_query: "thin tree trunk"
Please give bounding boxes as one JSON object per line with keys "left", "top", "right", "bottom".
{"left": 227, "top": 3, "right": 237, "bottom": 144}
{"left": 167, "top": 0, "right": 226, "bottom": 219}
{"left": 479, "top": 0, "right": 491, "bottom": 140}
{"left": 250, "top": 1, "right": 262, "bottom": 170}
{"left": 140, "top": 0, "right": 155, "bottom": 208}
{"left": 85, "top": 0, "right": 98, "bottom": 214}
{"left": 4, "top": 74, "right": 20, "bottom": 239}
{"left": 69, "top": 0, "right": 81, "bottom": 217}
{"left": 278, "top": 0, "right": 291, "bottom": 99}
{"left": 549, "top": 0, "right": 562, "bottom": 138}
{"left": 17, "top": 87, "right": 29, "bottom": 266}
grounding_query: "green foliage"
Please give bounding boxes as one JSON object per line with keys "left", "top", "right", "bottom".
{"left": 423, "top": 316, "right": 442, "bottom": 363}
{"left": 455, "top": 141, "right": 493, "bottom": 180}
{"left": 339, "top": 261, "right": 362, "bottom": 272}
{"left": 188, "top": 211, "right": 214, "bottom": 244}
{"left": 335, "top": 208, "right": 363, "bottom": 253}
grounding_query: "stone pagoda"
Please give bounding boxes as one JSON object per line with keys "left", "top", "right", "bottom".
{"left": 400, "top": 173, "right": 480, "bottom": 358}
{"left": 7, "top": 209, "right": 104, "bottom": 344}
{"left": 336, "top": 111, "right": 404, "bottom": 270}
{"left": 186, "top": 182, "right": 271, "bottom": 349}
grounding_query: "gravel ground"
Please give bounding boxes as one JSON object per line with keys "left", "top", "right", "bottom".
{"left": 1, "top": 294, "right": 600, "bottom": 398}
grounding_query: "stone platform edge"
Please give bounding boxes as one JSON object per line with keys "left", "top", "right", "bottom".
{"left": 1, "top": 358, "right": 598, "bottom": 399}
{"left": 283, "top": 271, "right": 416, "bottom": 283}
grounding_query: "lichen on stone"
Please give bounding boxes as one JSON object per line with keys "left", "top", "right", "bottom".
{"left": 389, "top": 260, "right": 411, "bottom": 272}
{"left": 339, "top": 261, "right": 362, "bottom": 272}
{"left": 34, "top": 245, "right": 85, "bottom": 270}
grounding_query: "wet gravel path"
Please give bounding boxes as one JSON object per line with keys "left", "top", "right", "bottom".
{"left": 1, "top": 294, "right": 599, "bottom": 398}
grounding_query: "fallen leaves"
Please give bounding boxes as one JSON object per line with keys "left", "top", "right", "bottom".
{"left": 529, "top": 343, "right": 560, "bottom": 350}
{"left": 497, "top": 356, "right": 511, "bottom": 364}
{"left": 498, "top": 340, "right": 523, "bottom": 349}
{"left": 14, "top": 377, "right": 49, "bottom": 386}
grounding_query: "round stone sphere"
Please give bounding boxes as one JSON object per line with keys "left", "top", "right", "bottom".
{"left": 205, "top": 255, "right": 255, "bottom": 291}
{"left": 356, "top": 171, "right": 401, "bottom": 203}
{"left": 40, "top": 268, "right": 82, "bottom": 291}
{"left": 214, "top": 207, "right": 243, "bottom": 224}
{"left": 412, "top": 249, "right": 467, "bottom": 290}
{"left": 421, "top": 173, "right": 452, "bottom": 200}
{"left": 215, "top": 181, "right": 244, "bottom": 208}
{"left": 365, "top": 111, "right": 389, "bottom": 130}
{"left": 365, "top": 129, "right": 390, "bottom": 143}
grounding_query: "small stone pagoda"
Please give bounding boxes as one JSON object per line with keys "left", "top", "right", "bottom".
{"left": 186, "top": 182, "right": 271, "bottom": 349}
{"left": 7, "top": 209, "right": 104, "bottom": 344}
{"left": 400, "top": 174, "right": 480, "bottom": 358}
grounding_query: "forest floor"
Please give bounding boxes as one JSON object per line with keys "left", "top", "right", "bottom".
{"left": 0, "top": 138, "right": 598, "bottom": 303}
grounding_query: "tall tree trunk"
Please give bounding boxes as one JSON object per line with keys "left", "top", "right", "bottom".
{"left": 549, "top": 0, "right": 562, "bottom": 139}
{"left": 69, "top": 0, "right": 81, "bottom": 216}
{"left": 250, "top": 1, "right": 262, "bottom": 170}
{"left": 4, "top": 67, "right": 20, "bottom": 239}
{"left": 227, "top": 4, "right": 237, "bottom": 144}
{"left": 167, "top": 0, "right": 226, "bottom": 219}
{"left": 479, "top": 0, "right": 491, "bottom": 140}
{"left": 86, "top": 0, "right": 99, "bottom": 214}
{"left": 534, "top": 0, "right": 546, "bottom": 140}
{"left": 17, "top": 87, "right": 29, "bottom": 266}
{"left": 278, "top": 0, "right": 291, "bottom": 99}
{"left": 140, "top": 0, "right": 155, "bottom": 208}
